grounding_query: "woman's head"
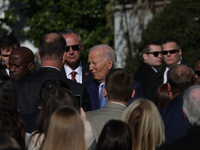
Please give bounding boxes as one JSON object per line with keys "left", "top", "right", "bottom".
{"left": 154, "top": 84, "right": 172, "bottom": 109}
{"left": 97, "top": 120, "right": 132, "bottom": 150}
{"left": 122, "top": 99, "right": 165, "bottom": 150}
{"left": 41, "top": 106, "right": 86, "bottom": 150}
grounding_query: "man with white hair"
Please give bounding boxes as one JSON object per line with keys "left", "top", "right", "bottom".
{"left": 163, "top": 85, "right": 200, "bottom": 150}
{"left": 84, "top": 44, "right": 143, "bottom": 110}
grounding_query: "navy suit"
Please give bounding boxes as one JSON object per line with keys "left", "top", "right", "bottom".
{"left": 84, "top": 79, "right": 143, "bottom": 110}
{"left": 159, "top": 95, "right": 190, "bottom": 144}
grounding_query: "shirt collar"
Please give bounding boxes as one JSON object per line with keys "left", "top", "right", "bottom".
{"left": 64, "top": 61, "right": 82, "bottom": 75}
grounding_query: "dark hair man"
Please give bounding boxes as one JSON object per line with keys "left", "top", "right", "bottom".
{"left": 134, "top": 41, "right": 162, "bottom": 94}
{"left": 159, "top": 64, "right": 195, "bottom": 144}
{"left": 17, "top": 33, "right": 91, "bottom": 115}
{"left": 86, "top": 68, "right": 135, "bottom": 141}
{"left": 194, "top": 60, "right": 200, "bottom": 85}
{"left": 163, "top": 85, "right": 200, "bottom": 150}
{"left": 0, "top": 35, "right": 20, "bottom": 75}
{"left": 9, "top": 47, "right": 34, "bottom": 81}
{"left": 60, "top": 29, "right": 93, "bottom": 84}
{"left": 146, "top": 38, "right": 183, "bottom": 101}
{"left": 84, "top": 44, "right": 143, "bottom": 110}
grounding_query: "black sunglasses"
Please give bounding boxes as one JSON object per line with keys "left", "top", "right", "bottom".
{"left": 162, "top": 49, "right": 179, "bottom": 55}
{"left": 146, "top": 51, "right": 162, "bottom": 57}
{"left": 66, "top": 45, "right": 80, "bottom": 52}
{"left": 195, "top": 71, "right": 200, "bottom": 77}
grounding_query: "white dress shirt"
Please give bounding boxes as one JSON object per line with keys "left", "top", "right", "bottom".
{"left": 64, "top": 61, "right": 82, "bottom": 84}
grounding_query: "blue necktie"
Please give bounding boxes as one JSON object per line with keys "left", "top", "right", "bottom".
{"left": 100, "top": 84, "right": 107, "bottom": 108}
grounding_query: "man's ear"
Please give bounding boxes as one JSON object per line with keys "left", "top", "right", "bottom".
{"left": 178, "top": 49, "right": 182, "bottom": 56}
{"left": 167, "top": 82, "right": 171, "bottom": 93}
{"left": 37, "top": 51, "right": 40, "bottom": 61}
{"left": 28, "top": 62, "right": 34, "bottom": 72}
{"left": 103, "top": 88, "right": 107, "bottom": 98}
{"left": 143, "top": 53, "right": 148, "bottom": 61}
{"left": 183, "top": 108, "right": 187, "bottom": 119}
{"left": 107, "top": 59, "right": 113, "bottom": 70}
{"left": 131, "top": 90, "right": 135, "bottom": 99}
{"left": 81, "top": 43, "right": 84, "bottom": 51}
{"left": 62, "top": 52, "right": 66, "bottom": 64}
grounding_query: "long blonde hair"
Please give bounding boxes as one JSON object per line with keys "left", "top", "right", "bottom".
{"left": 122, "top": 99, "right": 165, "bottom": 150}
{"left": 41, "top": 106, "right": 86, "bottom": 150}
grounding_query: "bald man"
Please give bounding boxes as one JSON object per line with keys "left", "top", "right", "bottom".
{"left": 9, "top": 47, "right": 34, "bottom": 81}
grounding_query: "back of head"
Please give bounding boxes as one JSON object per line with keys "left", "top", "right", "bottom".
{"left": 35, "top": 87, "right": 78, "bottom": 138}
{"left": 154, "top": 84, "right": 171, "bottom": 109}
{"left": 183, "top": 85, "right": 200, "bottom": 126}
{"left": 39, "top": 33, "right": 66, "bottom": 61}
{"left": 0, "top": 134, "right": 20, "bottom": 150}
{"left": 41, "top": 106, "right": 86, "bottom": 150}
{"left": 0, "top": 75, "right": 25, "bottom": 150}
{"left": 89, "top": 44, "right": 116, "bottom": 68}
{"left": 105, "top": 68, "right": 133, "bottom": 103}
{"left": 167, "top": 64, "right": 195, "bottom": 96}
{"left": 0, "top": 35, "right": 20, "bottom": 53}
{"left": 97, "top": 120, "right": 132, "bottom": 150}
{"left": 121, "top": 99, "right": 165, "bottom": 150}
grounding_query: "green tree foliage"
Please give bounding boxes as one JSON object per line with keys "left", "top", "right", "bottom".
{"left": 10, "top": 0, "right": 114, "bottom": 62}
{"left": 125, "top": 0, "right": 200, "bottom": 75}
{"left": 0, "top": 0, "right": 18, "bottom": 36}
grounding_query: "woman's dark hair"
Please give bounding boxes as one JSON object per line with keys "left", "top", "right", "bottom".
{"left": 32, "top": 86, "right": 78, "bottom": 145}
{"left": 154, "top": 84, "right": 171, "bottom": 109}
{"left": 97, "top": 120, "right": 132, "bottom": 150}
{"left": 0, "top": 75, "right": 25, "bottom": 150}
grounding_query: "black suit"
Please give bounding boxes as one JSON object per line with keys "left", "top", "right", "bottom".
{"left": 61, "top": 62, "right": 93, "bottom": 84}
{"left": 134, "top": 62, "right": 156, "bottom": 94}
{"left": 145, "top": 68, "right": 165, "bottom": 101}
{"left": 17, "top": 67, "right": 92, "bottom": 115}
{"left": 162, "top": 126, "right": 200, "bottom": 150}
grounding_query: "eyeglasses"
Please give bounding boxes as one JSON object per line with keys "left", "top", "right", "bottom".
{"left": 195, "top": 71, "right": 200, "bottom": 77}
{"left": 162, "top": 49, "right": 179, "bottom": 55}
{"left": 66, "top": 45, "right": 80, "bottom": 52}
{"left": 146, "top": 51, "right": 162, "bottom": 57}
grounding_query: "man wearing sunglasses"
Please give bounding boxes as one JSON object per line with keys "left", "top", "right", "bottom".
{"left": 194, "top": 60, "right": 200, "bottom": 85}
{"left": 60, "top": 29, "right": 93, "bottom": 84}
{"left": 134, "top": 41, "right": 162, "bottom": 94}
{"left": 146, "top": 38, "right": 182, "bottom": 101}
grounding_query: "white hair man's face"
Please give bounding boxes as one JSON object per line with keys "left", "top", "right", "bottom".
{"left": 88, "top": 49, "right": 111, "bottom": 83}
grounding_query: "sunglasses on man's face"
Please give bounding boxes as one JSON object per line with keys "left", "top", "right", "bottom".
{"left": 146, "top": 51, "right": 162, "bottom": 57}
{"left": 162, "top": 49, "right": 179, "bottom": 55}
{"left": 66, "top": 45, "right": 80, "bottom": 52}
{"left": 195, "top": 71, "right": 200, "bottom": 77}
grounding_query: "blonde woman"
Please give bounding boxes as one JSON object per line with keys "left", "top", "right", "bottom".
{"left": 122, "top": 99, "right": 166, "bottom": 150}
{"left": 41, "top": 106, "right": 86, "bottom": 150}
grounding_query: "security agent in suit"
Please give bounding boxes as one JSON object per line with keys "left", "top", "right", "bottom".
{"left": 134, "top": 41, "right": 162, "bottom": 94}
{"left": 86, "top": 68, "right": 135, "bottom": 141}
{"left": 0, "top": 35, "right": 20, "bottom": 76}
{"left": 17, "top": 33, "right": 91, "bottom": 115}
{"left": 163, "top": 85, "right": 200, "bottom": 150}
{"left": 85, "top": 44, "right": 143, "bottom": 110}
{"left": 146, "top": 38, "right": 183, "bottom": 101}
{"left": 159, "top": 64, "right": 195, "bottom": 144}
{"left": 60, "top": 29, "right": 93, "bottom": 84}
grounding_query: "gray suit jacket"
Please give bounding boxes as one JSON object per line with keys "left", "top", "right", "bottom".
{"left": 86, "top": 102, "right": 126, "bottom": 141}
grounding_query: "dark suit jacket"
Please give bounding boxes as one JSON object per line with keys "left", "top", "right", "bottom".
{"left": 84, "top": 79, "right": 143, "bottom": 110}
{"left": 159, "top": 95, "right": 190, "bottom": 144}
{"left": 61, "top": 62, "right": 93, "bottom": 84}
{"left": 145, "top": 68, "right": 165, "bottom": 101}
{"left": 162, "top": 126, "right": 200, "bottom": 150}
{"left": 134, "top": 62, "right": 156, "bottom": 94}
{"left": 17, "top": 67, "right": 92, "bottom": 115}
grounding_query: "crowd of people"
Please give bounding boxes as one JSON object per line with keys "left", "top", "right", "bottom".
{"left": 0, "top": 30, "right": 199, "bottom": 150}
